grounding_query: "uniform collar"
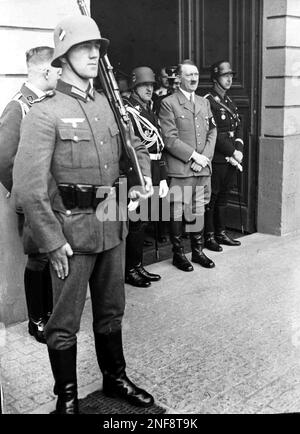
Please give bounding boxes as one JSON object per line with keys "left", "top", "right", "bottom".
{"left": 177, "top": 88, "right": 200, "bottom": 114}
{"left": 25, "top": 82, "right": 45, "bottom": 98}
{"left": 56, "top": 79, "right": 95, "bottom": 102}
{"left": 179, "top": 88, "right": 195, "bottom": 102}
{"left": 20, "top": 83, "right": 41, "bottom": 105}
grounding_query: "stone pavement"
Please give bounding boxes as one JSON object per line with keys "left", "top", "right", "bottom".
{"left": 1, "top": 232, "right": 300, "bottom": 414}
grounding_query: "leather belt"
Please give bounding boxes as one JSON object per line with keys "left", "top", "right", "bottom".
{"left": 58, "top": 183, "right": 114, "bottom": 210}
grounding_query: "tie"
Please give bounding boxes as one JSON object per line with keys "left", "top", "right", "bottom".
{"left": 190, "top": 93, "right": 195, "bottom": 111}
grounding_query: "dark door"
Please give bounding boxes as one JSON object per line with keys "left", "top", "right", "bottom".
{"left": 179, "top": 0, "right": 261, "bottom": 233}
{"left": 91, "top": 0, "right": 261, "bottom": 233}
{"left": 91, "top": 0, "right": 180, "bottom": 74}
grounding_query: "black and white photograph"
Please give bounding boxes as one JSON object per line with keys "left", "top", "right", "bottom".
{"left": 0, "top": 0, "right": 299, "bottom": 420}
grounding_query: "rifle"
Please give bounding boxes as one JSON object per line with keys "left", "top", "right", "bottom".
{"left": 77, "top": 0, "right": 146, "bottom": 192}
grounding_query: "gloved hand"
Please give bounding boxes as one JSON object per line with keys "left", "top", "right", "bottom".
{"left": 225, "top": 156, "right": 243, "bottom": 172}
{"left": 233, "top": 150, "right": 243, "bottom": 164}
{"left": 191, "top": 162, "right": 202, "bottom": 172}
{"left": 127, "top": 199, "right": 139, "bottom": 212}
{"left": 129, "top": 176, "right": 154, "bottom": 201}
{"left": 191, "top": 151, "right": 210, "bottom": 167}
{"left": 159, "top": 179, "right": 169, "bottom": 198}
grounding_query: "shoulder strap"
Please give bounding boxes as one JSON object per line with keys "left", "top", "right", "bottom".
{"left": 12, "top": 92, "right": 30, "bottom": 118}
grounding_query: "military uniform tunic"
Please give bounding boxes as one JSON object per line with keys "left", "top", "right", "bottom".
{"left": 205, "top": 89, "right": 244, "bottom": 164}
{"left": 124, "top": 94, "right": 167, "bottom": 186}
{"left": 159, "top": 90, "right": 217, "bottom": 223}
{"left": 13, "top": 80, "right": 151, "bottom": 255}
{"left": 12, "top": 80, "right": 151, "bottom": 349}
{"left": 123, "top": 93, "right": 167, "bottom": 271}
{"left": 204, "top": 88, "right": 244, "bottom": 233}
{"left": 0, "top": 83, "right": 51, "bottom": 270}
{"left": 0, "top": 84, "right": 38, "bottom": 192}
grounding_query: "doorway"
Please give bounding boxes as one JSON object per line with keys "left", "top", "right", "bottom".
{"left": 91, "top": 0, "right": 261, "bottom": 233}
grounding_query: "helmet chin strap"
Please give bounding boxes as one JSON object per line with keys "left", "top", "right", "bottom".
{"left": 133, "top": 88, "right": 148, "bottom": 107}
{"left": 215, "top": 78, "right": 227, "bottom": 92}
{"left": 66, "top": 53, "right": 88, "bottom": 81}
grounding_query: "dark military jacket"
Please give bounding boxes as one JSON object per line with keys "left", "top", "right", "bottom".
{"left": 204, "top": 89, "right": 244, "bottom": 163}
{"left": 0, "top": 84, "right": 39, "bottom": 192}
{"left": 159, "top": 90, "right": 217, "bottom": 178}
{"left": 124, "top": 93, "right": 167, "bottom": 185}
{"left": 12, "top": 80, "right": 151, "bottom": 255}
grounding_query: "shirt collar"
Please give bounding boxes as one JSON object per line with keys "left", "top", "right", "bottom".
{"left": 56, "top": 79, "right": 95, "bottom": 102}
{"left": 179, "top": 88, "right": 195, "bottom": 101}
{"left": 25, "top": 82, "right": 45, "bottom": 99}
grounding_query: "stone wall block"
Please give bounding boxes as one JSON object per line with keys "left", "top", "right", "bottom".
{"left": 285, "top": 47, "right": 300, "bottom": 76}
{"left": 286, "top": 17, "right": 300, "bottom": 45}
{"left": 263, "top": 78, "right": 285, "bottom": 106}
{"left": 284, "top": 107, "right": 300, "bottom": 135}
{"left": 287, "top": 0, "right": 300, "bottom": 15}
{"left": 264, "top": 48, "right": 286, "bottom": 76}
{"left": 263, "top": 108, "right": 285, "bottom": 136}
{"left": 265, "top": 18, "right": 286, "bottom": 47}
{"left": 264, "top": 0, "right": 287, "bottom": 17}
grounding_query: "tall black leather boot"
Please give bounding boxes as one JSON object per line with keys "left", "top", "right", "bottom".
{"left": 190, "top": 231, "right": 215, "bottom": 268}
{"left": 157, "top": 220, "right": 168, "bottom": 243}
{"left": 94, "top": 330, "right": 154, "bottom": 408}
{"left": 204, "top": 205, "right": 222, "bottom": 252}
{"left": 48, "top": 345, "right": 79, "bottom": 414}
{"left": 215, "top": 206, "right": 241, "bottom": 246}
{"left": 135, "top": 263, "right": 161, "bottom": 282}
{"left": 42, "top": 264, "right": 53, "bottom": 323}
{"left": 125, "top": 223, "right": 150, "bottom": 287}
{"left": 24, "top": 268, "right": 47, "bottom": 343}
{"left": 170, "top": 220, "right": 193, "bottom": 272}
{"left": 205, "top": 232, "right": 223, "bottom": 252}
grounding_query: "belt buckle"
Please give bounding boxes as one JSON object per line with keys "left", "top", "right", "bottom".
{"left": 228, "top": 131, "right": 234, "bottom": 138}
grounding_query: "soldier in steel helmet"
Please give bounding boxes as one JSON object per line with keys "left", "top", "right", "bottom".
{"left": 203, "top": 60, "right": 244, "bottom": 251}
{"left": 123, "top": 66, "right": 169, "bottom": 287}
{"left": 12, "top": 15, "right": 154, "bottom": 414}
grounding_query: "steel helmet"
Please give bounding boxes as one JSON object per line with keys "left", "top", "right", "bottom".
{"left": 210, "top": 61, "right": 236, "bottom": 81}
{"left": 130, "top": 66, "right": 156, "bottom": 88}
{"left": 51, "top": 15, "right": 110, "bottom": 67}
